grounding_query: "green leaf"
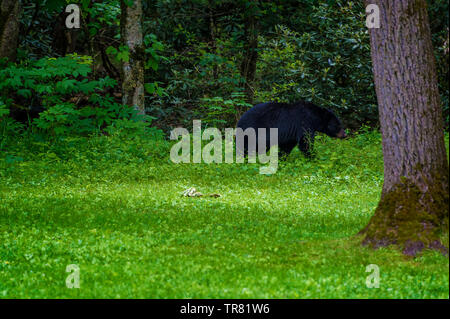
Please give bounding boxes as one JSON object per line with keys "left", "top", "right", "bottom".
{"left": 144, "top": 83, "right": 156, "bottom": 94}
{"left": 106, "top": 46, "right": 118, "bottom": 55}
{"left": 17, "top": 89, "right": 32, "bottom": 98}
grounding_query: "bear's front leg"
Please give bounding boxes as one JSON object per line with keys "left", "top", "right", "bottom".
{"left": 298, "top": 135, "right": 314, "bottom": 158}
{"left": 278, "top": 142, "right": 296, "bottom": 160}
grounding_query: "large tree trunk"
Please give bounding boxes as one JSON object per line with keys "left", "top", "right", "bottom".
{"left": 361, "top": 0, "right": 449, "bottom": 256}
{"left": 0, "top": 0, "right": 20, "bottom": 62}
{"left": 120, "top": 0, "right": 145, "bottom": 115}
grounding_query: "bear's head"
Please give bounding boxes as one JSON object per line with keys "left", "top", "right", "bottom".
{"left": 322, "top": 109, "right": 347, "bottom": 139}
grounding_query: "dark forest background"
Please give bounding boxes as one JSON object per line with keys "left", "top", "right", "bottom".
{"left": 1, "top": 0, "right": 448, "bottom": 139}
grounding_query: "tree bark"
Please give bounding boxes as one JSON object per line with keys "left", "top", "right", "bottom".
{"left": 0, "top": 0, "right": 20, "bottom": 62}
{"left": 240, "top": 5, "right": 259, "bottom": 105}
{"left": 361, "top": 0, "right": 449, "bottom": 256}
{"left": 208, "top": 0, "right": 218, "bottom": 81}
{"left": 121, "top": 0, "right": 145, "bottom": 115}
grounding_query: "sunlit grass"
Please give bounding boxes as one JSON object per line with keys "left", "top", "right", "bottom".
{"left": 0, "top": 131, "right": 448, "bottom": 298}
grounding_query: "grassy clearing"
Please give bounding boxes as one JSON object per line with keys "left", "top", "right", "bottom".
{"left": 0, "top": 131, "right": 448, "bottom": 298}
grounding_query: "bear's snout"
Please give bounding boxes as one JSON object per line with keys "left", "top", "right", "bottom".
{"left": 337, "top": 129, "right": 347, "bottom": 139}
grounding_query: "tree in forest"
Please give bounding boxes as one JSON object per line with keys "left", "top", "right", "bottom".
{"left": 121, "top": 0, "right": 145, "bottom": 114}
{"left": 0, "top": 0, "right": 21, "bottom": 62}
{"left": 240, "top": 1, "right": 259, "bottom": 105}
{"left": 360, "top": 0, "right": 449, "bottom": 256}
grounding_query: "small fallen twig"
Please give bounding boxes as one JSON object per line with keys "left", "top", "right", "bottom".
{"left": 182, "top": 187, "right": 221, "bottom": 198}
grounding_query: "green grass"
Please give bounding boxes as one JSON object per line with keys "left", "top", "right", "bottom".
{"left": 0, "top": 130, "right": 448, "bottom": 298}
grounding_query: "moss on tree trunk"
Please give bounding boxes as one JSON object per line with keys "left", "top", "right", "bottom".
{"left": 361, "top": 176, "right": 449, "bottom": 256}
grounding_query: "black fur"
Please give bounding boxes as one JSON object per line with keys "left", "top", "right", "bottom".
{"left": 236, "top": 101, "right": 346, "bottom": 158}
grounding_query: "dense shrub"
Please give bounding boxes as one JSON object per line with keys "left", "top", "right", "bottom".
{"left": 146, "top": 0, "right": 448, "bottom": 131}
{"left": 5, "top": 0, "right": 449, "bottom": 137}
{"left": 0, "top": 55, "right": 151, "bottom": 137}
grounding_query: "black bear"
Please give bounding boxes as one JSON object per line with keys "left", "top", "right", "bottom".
{"left": 236, "top": 101, "right": 346, "bottom": 158}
